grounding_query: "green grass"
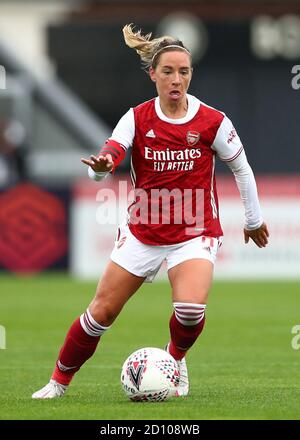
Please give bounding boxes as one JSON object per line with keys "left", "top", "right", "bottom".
{"left": 0, "top": 274, "right": 299, "bottom": 420}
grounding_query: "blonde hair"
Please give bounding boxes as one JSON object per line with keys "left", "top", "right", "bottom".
{"left": 122, "top": 24, "right": 191, "bottom": 71}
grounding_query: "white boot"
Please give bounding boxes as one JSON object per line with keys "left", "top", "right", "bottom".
{"left": 32, "top": 379, "right": 67, "bottom": 399}
{"left": 175, "top": 357, "right": 189, "bottom": 396}
{"left": 165, "top": 343, "right": 189, "bottom": 397}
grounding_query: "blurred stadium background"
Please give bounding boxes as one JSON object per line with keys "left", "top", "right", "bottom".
{"left": 0, "top": 0, "right": 300, "bottom": 420}
{"left": 1, "top": 0, "right": 300, "bottom": 279}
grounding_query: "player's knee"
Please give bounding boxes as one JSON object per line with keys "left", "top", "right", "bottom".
{"left": 80, "top": 308, "right": 111, "bottom": 337}
{"left": 89, "top": 298, "right": 118, "bottom": 327}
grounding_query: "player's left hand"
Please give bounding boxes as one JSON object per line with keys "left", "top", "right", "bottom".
{"left": 244, "top": 222, "right": 269, "bottom": 248}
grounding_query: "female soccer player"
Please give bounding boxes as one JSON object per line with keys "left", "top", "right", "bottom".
{"left": 32, "top": 24, "right": 269, "bottom": 399}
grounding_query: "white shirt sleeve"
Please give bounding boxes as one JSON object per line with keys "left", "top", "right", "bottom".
{"left": 212, "top": 115, "right": 244, "bottom": 161}
{"left": 88, "top": 166, "right": 109, "bottom": 181}
{"left": 108, "top": 108, "right": 135, "bottom": 149}
{"left": 226, "top": 150, "right": 263, "bottom": 230}
{"left": 88, "top": 108, "right": 135, "bottom": 181}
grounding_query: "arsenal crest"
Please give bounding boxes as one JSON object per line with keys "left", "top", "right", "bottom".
{"left": 187, "top": 131, "right": 200, "bottom": 146}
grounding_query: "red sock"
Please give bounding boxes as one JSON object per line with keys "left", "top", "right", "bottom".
{"left": 51, "top": 316, "right": 101, "bottom": 385}
{"left": 169, "top": 311, "right": 206, "bottom": 360}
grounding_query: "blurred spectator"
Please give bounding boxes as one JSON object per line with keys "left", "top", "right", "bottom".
{"left": 0, "top": 118, "right": 28, "bottom": 184}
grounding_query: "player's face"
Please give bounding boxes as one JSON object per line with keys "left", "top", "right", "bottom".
{"left": 149, "top": 51, "right": 193, "bottom": 104}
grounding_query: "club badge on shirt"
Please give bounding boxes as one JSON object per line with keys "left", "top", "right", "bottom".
{"left": 186, "top": 131, "right": 200, "bottom": 146}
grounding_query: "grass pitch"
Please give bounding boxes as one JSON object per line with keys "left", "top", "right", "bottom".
{"left": 0, "top": 274, "right": 299, "bottom": 420}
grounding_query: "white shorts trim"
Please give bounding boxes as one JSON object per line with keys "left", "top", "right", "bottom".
{"left": 110, "top": 224, "right": 222, "bottom": 283}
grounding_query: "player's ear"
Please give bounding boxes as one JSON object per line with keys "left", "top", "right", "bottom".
{"left": 149, "top": 67, "right": 156, "bottom": 83}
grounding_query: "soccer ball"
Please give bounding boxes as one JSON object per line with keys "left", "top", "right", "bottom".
{"left": 120, "top": 347, "right": 180, "bottom": 402}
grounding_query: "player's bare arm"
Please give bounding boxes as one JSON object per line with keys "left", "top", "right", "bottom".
{"left": 244, "top": 222, "right": 269, "bottom": 248}
{"left": 81, "top": 153, "right": 114, "bottom": 173}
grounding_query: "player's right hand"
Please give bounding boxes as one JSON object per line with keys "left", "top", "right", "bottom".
{"left": 81, "top": 154, "right": 114, "bottom": 173}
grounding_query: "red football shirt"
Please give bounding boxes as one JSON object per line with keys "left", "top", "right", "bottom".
{"left": 109, "top": 94, "right": 243, "bottom": 245}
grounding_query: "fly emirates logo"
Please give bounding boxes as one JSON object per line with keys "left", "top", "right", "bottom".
{"left": 144, "top": 146, "right": 201, "bottom": 172}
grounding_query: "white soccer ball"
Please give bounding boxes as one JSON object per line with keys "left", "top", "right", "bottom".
{"left": 120, "top": 347, "right": 180, "bottom": 402}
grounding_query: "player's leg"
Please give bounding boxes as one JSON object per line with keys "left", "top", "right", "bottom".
{"left": 168, "top": 258, "right": 213, "bottom": 359}
{"left": 88, "top": 260, "right": 146, "bottom": 326}
{"left": 165, "top": 236, "right": 220, "bottom": 396}
{"left": 166, "top": 258, "right": 213, "bottom": 397}
{"left": 32, "top": 261, "right": 145, "bottom": 399}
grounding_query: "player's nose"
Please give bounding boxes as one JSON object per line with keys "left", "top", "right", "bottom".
{"left": 172, "top": 72, "right": 181, "bottom": 85}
